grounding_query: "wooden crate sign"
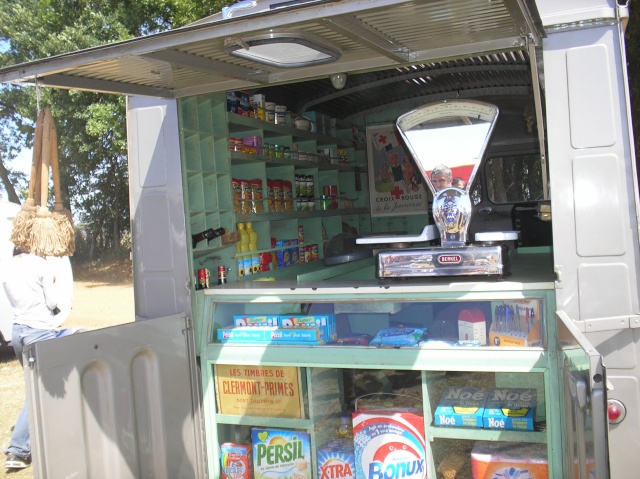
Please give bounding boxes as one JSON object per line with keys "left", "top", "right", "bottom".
{"left": 215, "top": 365, "right": 303, "bottom": 418}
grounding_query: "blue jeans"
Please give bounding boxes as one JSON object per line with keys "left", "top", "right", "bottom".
{"left": 5, "top": 324, "right": 57, "bottom": 458}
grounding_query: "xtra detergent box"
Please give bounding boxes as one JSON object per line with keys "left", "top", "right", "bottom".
{"left": 217, "top": 327, "right": 324, "bottom": 345}
{"left": 221, "top": 442, "right": 253, "bottom": 479}
{"left": 317, "top": 439, "right": 355, "bottom": 479}
{"left": 352, "top": 409, "right": 426, "bottom": 479}
{"left": 483, "top": 388, "right": 536, "bottom": 431}
{"left": 234, "top": 315, "right": 279, "bottom": 327}
{"left": 279, "top": 315, "right": 336, "bottom": 342}
{"left": 434, "top": 387, "right": 488, "bottom": 428}
{"left": 471, "top": 441, "right": 548, "bottom": 479}
{"left": 252, "top": 428, "right": 311, "bottom": 479}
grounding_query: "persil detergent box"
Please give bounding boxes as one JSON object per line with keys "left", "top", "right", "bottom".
{"left": 252, "top": 428, "right": 311, "bottom": 479}
{"left": 234, "top": 315, "right": 279, "bottom": 327}
{"left": 279, "top": 314, "right": 336, "bottom": 342}
{"left": 434, "top": 387, "right": 488, "bottom": 428}
{"left": 353, "top": 409, "right": 426, "bottom": 479}
{"left": 483, "top": 388, "right": 536, "bottom": 431}
{"left": 317, "top": 439, "right": 355, "bottom": 479}
{"left": 220, "top": 442, "right": 253, "bottom": 479}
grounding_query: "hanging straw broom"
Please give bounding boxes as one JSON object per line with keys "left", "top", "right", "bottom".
{"left": 47, "top": 109, "right": 75, "bottom": 256}
{"left": 10, "top": 109, "right": 45, "bottom": 251}
{"left": 29, "top": 107, "right": 72, "bottom": 257}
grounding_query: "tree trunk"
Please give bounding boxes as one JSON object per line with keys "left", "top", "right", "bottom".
{"left": 0, "top": 158, "right": 21, "bottom": 204}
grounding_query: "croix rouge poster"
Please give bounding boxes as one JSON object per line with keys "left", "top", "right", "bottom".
{"left": 366, "top": 124, "right": 429, "bottom": 216}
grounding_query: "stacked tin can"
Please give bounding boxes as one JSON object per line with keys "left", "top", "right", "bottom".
{"left": 295, "top": 174, "right": 315, "bottom": 211}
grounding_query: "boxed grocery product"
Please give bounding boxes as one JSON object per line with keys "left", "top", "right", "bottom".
{"left": 252, "top": 428, "right": 311, "bottom": 479}
{"left": 483, "top": 388, "right": 536, "bottom": 431}
{"left": 434, "top": 387, "right": 488, "bottom": 428}
{"left": 458, "top": 309, "right": 487, "bottom": 345}
{"left": 317, "top": 439, "right": 355, "bottom": 479}
{"left": 489, "top": 299, "right": 542, "bottom": 347}
{"left": 352, "top": 408, "right": 426, "bottom": 479}
{"left": 221, "top": 442, "right": 253, "bottom": 479}
{"left": 279, "top": 314, "right": 336, "bottom": 342}
{"left": 471, "top": 441, "right": 548, "bottom": 479}
{"left": 217, "top": 326, "right": 324, "bottom": 345}
{"left": 234, "top": 315, "right": 279, "bottom": 327}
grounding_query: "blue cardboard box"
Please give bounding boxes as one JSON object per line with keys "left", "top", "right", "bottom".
{"left": 483, "top": 388, "right": 536, "bottom": 431}
{"left": 434, "top": 387, "right": 488, "bottom": 428}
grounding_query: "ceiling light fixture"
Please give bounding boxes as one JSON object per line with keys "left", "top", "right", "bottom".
{"left": 224, "top": 33, "right": 341, "bottom": 68}
{"left": 330, "top": 72, "right": 347, "bottom": 90}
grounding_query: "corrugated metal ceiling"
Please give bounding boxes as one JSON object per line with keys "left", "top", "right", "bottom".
{"left": 0, "top": 0, "right": 544, "bottom": 120}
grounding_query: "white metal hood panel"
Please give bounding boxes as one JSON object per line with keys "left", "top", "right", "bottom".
{"left": 0, "top": 0, "right": 543, "bottom": 98}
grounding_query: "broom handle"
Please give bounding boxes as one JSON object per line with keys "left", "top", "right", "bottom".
{"left": 28, "top": 110, "right": 46, "bottom": 205}
{"left": 47, "top": 110, "right": 63, "bottom": 211}
{"left": 40, "top": 108, "right": 52, "bottom": 209}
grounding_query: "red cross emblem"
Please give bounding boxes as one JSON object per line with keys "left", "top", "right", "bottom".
{"left": 390, "top": 186, "right": 403, "bottom": 199}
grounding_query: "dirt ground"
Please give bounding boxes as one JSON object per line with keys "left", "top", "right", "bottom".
{"left": 0, "top": 260, "right": 134, "bottom": 478}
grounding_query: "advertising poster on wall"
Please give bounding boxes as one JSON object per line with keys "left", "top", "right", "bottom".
{"left": 215, "top": 364, "right": 304, "bottom": 418}
{"left": 366, "top": 124, "right": 429, "bottom": 216}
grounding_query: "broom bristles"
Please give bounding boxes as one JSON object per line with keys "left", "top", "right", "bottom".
{"left": 52, "top": 208, "right": 75, "bottom": 256}
{"left": 29, "top": 206, "right": 68, "bottom": 257}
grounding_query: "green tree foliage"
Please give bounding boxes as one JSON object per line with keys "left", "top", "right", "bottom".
{"left": 0, "top": 0, "right": 232, "bottom": 258}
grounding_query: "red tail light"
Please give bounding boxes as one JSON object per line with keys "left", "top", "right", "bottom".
{"left": 607, "top": 399, "right": 626, "bottom": 424}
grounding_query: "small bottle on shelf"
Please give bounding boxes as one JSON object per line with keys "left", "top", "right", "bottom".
{"left": 237, "top": 223, "right": 248, "bottom": 277}
{"left": 246, "top": 222, "right": 260, "bottom": 274}
{"left": 217, "top": 265, "right": 227, "bottom": 285}
{"left": 336, "top": 413, "right": 352, "bottom": 438}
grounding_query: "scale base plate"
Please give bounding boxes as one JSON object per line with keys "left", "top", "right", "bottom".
{"left": 377, "top": 244, "right": 507, "bottom": 278}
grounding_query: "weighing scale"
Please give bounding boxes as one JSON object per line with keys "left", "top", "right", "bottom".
{"left": 357, "top": 100, "right": 517, "bottom": 278}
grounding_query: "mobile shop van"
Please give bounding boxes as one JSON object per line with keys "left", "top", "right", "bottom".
{"left": 0, "top": 0, "right": 638, "bottom": 478}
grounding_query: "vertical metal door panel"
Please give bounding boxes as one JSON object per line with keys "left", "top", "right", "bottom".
{"left": 26, "top": 315, "right": 203, "bottom": 479}
{"left": 127, "top": 96, "right": 191, "bottom": 321}
{"left": 557, "top": 310, "right": 609, "bottom": 478}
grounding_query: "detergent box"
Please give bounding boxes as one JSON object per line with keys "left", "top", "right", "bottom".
{"left": 317, "top": 439, "right": 355, "bottom": 479}
{"left": 352, "top": 408, "right": 426, "bottom": 479}
{"left": 483, "top": 388, "right": 536, "bottom": 431}
{"left": 434, "top": 387, "right": 488, "bottom": 428}
{"left": 252, "top": 428, "right": 312, "bottom": 479}
{"left": 220, "top": 442, "right": 253, "bottom": 479}
{"left": 471, "top": 441, "right": 548, "bottom": 479}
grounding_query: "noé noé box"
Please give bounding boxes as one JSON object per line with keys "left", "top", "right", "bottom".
{"left": 483, "top": 388, "right": 536, "bottom": 431}
{"left": 352, "top": 408, "right": 426, "bottom": 479}
{"left": 251, "top": 428, "right": 311, "bottom": 479}
{"left": 434, "top": 387, "right": 488, "bottom": 428}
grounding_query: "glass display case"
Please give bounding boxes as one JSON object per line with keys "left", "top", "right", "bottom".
{"left": 199, "top": 281, "right": 568, "bottom": 479}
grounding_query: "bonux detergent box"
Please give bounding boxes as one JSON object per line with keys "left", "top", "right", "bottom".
{"left": 483, "top": 388, "right": 536, "bottom": 431}
{"left": 434, "top": 387, "right": 488, "bottom": 428}
{"left": 317, "top": 439, "right": 355, "bottom": 479}
{"left": 353, "top": 409, "right": 426, "bottom": 479}
{"left": 220, "top": 442, "right": 253, "bottom": 479}
{"left": 252, "top": 428, "right": 311, "bottom": 479}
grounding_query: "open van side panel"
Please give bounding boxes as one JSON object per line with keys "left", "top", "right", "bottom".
{"left": 543, "top": 20, "right": 640, "bottom": 478}
{"left": 25, "top": 314, "right": 204, "bottom": 479}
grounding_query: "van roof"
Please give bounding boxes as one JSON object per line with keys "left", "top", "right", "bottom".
{"left": 0, "top": 0, "right": 544, "bottom": 119}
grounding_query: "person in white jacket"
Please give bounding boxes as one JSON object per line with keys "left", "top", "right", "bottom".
{"left": 1, "top": 247, "right": 65, "bottom": 470}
